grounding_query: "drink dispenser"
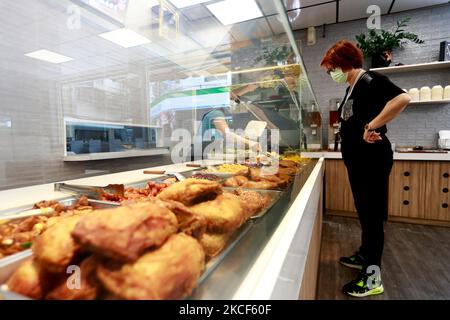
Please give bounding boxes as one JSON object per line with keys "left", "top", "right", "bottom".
{"left": 305, "top": 103, "right": 322, "bottom": 150}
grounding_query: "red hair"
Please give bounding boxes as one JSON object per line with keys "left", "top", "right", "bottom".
{"left": 320, "top": 40, "right": 364, "bottom": 71}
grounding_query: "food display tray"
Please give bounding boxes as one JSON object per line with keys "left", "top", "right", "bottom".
{"left": 0, "top": 176, "right": 285, "bottom": 299}
{"left": 0, "top": 222, "right": 255, "bottom": 300}
{"left": 0, "top": 198, "right": 119, "bottom": 218}
{"left": 0, "top": 197, "right": 120, "bottom": 274}
{"left": 195, "top": 220, "right": 253, "bottom": 287}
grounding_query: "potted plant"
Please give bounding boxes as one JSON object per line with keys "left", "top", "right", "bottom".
{"left": 355, "top": 18, "right": 424, "bottom": 68}
{"left": 255, "top": 45, "right": 291, "bottom": 66}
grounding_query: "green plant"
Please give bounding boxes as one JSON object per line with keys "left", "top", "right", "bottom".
{"left": 255, "top": 45, "right": 290, "bottom": 65}
{"left": 355, "top": 18, "right": 424, "bottom": 57}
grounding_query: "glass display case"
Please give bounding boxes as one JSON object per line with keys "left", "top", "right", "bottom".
{"left": 0, "top": 0, "right": 322, "bottom": 189}
{"left": 0, "top": 0, "right": 324, "bottom": 301}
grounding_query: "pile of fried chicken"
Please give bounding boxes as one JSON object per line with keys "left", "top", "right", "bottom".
{"left": 224, "top": 159, "right": 299, "bottom": 189}
{"left": 5, "top": 179, "right": 272, "bottom": 300}
{"left": 100, "top": 181, "right": 170, "bottom": 202}
{"left": 0, "top": 196, "right": 94, "bottom": 259}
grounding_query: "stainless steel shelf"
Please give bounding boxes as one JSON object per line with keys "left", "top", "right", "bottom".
{"left": 409, "top": 99, "right": 450, "bottom": 105}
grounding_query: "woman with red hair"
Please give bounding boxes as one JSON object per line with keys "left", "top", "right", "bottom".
{"left": 321, "top": 40, "right": 410, "bottom": 297}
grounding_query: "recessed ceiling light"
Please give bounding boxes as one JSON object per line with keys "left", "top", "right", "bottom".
{"left": 98, "top": 28, "right": 151, "bottom": 48}
{"left": 169, "top": 0, "right": 211, "bottom": 8}
{"left": 207, "top": 0, "right": 263, "bottom": 25}
{"left": 24, "top": 50, "right": 73, "bottom": 64}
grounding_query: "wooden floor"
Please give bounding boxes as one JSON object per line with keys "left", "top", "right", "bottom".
{"left": 317, "top": 214, "right": 450, "bottom": 300}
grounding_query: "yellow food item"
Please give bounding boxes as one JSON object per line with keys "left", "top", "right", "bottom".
{"left": 207, "top": 164, "right": 249, "bottom": 174}
{"left": 280, "top": 154, "right": 310, "bottom": 165}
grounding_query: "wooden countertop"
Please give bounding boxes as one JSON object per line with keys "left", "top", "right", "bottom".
{"left": 302, "top": 151, "right": 450, "bottom": 161}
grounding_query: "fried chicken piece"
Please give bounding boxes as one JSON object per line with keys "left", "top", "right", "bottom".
{"left": 277, "top": 166, "right": 298, "bottom": 175}
{"left": 33, "top": 200, "right": 66, "bottom": 213}
{"left": 7, "top": 258, "right": 55, "bottom": 299}
{"left": 72, "top": 201, "right": 178, "bottom": 262}
{"left": 251, "top": 167, "right": 292, "bottom": 182}
{"left": 199, "top": 232, "right": 232, "bottom": 258}
{"left": 46, "top": 255, "right": 100, "bottom": 300}
{"left": 189, "top": 194, "right": 245, "bottom": 233}
{"left": 223, "top": 175, "right": 249, "bottom": 187}
{"left": 97, "top": 233, "right": 205, "bottom": 300}
{"left": 279, "top": 159, "right": 298, "bottom": 168}
{"left": 33, "top": 215, "right": 83, "bottom": 273}
{"left": 232, "top": 188, "right": 272, "bottom": 219}
{"left": 244, "top": 180, "right": 279, "bottom": 190}
{"left": 154, "top": 199, "right": 206, "bottom": 240}
{"left": 157, "top": 178, "right": 222, "bottom": 206}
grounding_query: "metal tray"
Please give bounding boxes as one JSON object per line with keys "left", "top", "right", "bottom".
{"left": 0, "top": 250, "right": 33, "bottom": 285}
{"left": 195, "top": 220, "right": 253, "bottom": 287}
{"left": 0, "top": 197, "right": 119, "bottom": 269}
{"left": 0, "top": 197, "right": 122, "bottom": 300}
{"left": 0, "top": 222, "right": 255, "bottom": 300}
{"left": 0, "top": 198, "right": 119, "bottom": 218}
{"left": 0, "top": 186, "right": 284, "bottom": 299}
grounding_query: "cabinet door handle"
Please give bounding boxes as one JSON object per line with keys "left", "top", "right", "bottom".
{"left": 403, "top": 186, "right": 410, "bottom": 191}
{"left": 443, "top": 173, "right": 449, "bottom": 178}
{"left": 442, "top": 203, "right": 448, "bottom": 209}
{"left": 443, "top": 188, "right": 449, "bottom": 193}
{"left": 404, "top": 171, "right": 410, "bottom": 177}
{"left": 403, "top": 200, "right": 409, "bottom": 205}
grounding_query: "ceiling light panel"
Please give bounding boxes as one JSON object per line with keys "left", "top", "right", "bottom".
{"left": 98, "top": 28, "right": 151, "bottom": 48}
{"left": 169, "top": 0, "right": 211, "bottom": 8}
{"left": 24, "top": 49, "right": 74, "bottom": 63}
{"left": 207, "top": 0, "right": 263, "bottom": 25}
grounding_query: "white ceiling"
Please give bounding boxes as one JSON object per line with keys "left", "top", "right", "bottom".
{"left": 0, "top": 0, "right": 448, "bottom": 81}
{"left": 288, "top": 2, "right": 336, "bottom": 30}
{"left": 391, "top": 0, "right": 450, "bottom": 13}
{"left": 339, "top": 0, "right": 391, "bottom": 23}
{"left": 284, "top": 0, "right": 450, "bottom": 29}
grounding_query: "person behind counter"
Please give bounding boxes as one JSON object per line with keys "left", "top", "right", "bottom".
{"left": 197, "top": 86, "right": 262, "bottom": 159}
{"left": 320, "top": 40, "right": 410, "bottom": 297}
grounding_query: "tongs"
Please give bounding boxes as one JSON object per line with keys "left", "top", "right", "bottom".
{"left": 54, "top": 183, "right": 125, "bottom": 200}
{"left": 143, "top": 170, "right": 186, "bottom": 181}
{"left": 0, "top": 207, "right": 55, "bottom": 223}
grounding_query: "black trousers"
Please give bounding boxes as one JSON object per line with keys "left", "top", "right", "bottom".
{"left": 342, "top": 139, "right": 393, "bottom": 269}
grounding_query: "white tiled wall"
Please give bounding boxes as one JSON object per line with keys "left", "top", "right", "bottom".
{"left": 296, "top": 4, "right": 450, "bottom": 148}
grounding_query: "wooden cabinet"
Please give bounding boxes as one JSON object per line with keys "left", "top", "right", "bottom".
{"left": 388, "top": 161, "right": 427, "bottom": 219}
{"left": 325, "top": 159, "right": 450, "bottom": 226}
{"left": 325, "top": 160, "right": 356, "bottom": 216}
{"left": 424, "top": 162, "right": 450, "bottom": 222}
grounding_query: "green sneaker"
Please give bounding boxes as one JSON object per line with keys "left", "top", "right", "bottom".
{"left": 342, "top": 272, "right": 384, "bottom": 298}
{"left": 339, "top": 252, "right": 366, "bottom": 270}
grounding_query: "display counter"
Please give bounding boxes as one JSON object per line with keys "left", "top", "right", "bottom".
{"left": 0, "top": 158, "right": 325, "bottom": 300}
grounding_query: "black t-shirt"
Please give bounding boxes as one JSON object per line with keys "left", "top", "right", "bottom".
{"left": 338, "top": 71, "right": 405, "bottom": 146}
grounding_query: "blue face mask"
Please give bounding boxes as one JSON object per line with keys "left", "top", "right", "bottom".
{"left": 330, "top": 68, "right": 348, "bottom": 84}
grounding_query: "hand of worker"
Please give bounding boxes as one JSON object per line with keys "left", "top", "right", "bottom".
{"left": 249, "top": 141, "right": 262, "bottom": 152}
{"left": 363, "top": 129, "right": 382, "bottom": 144}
